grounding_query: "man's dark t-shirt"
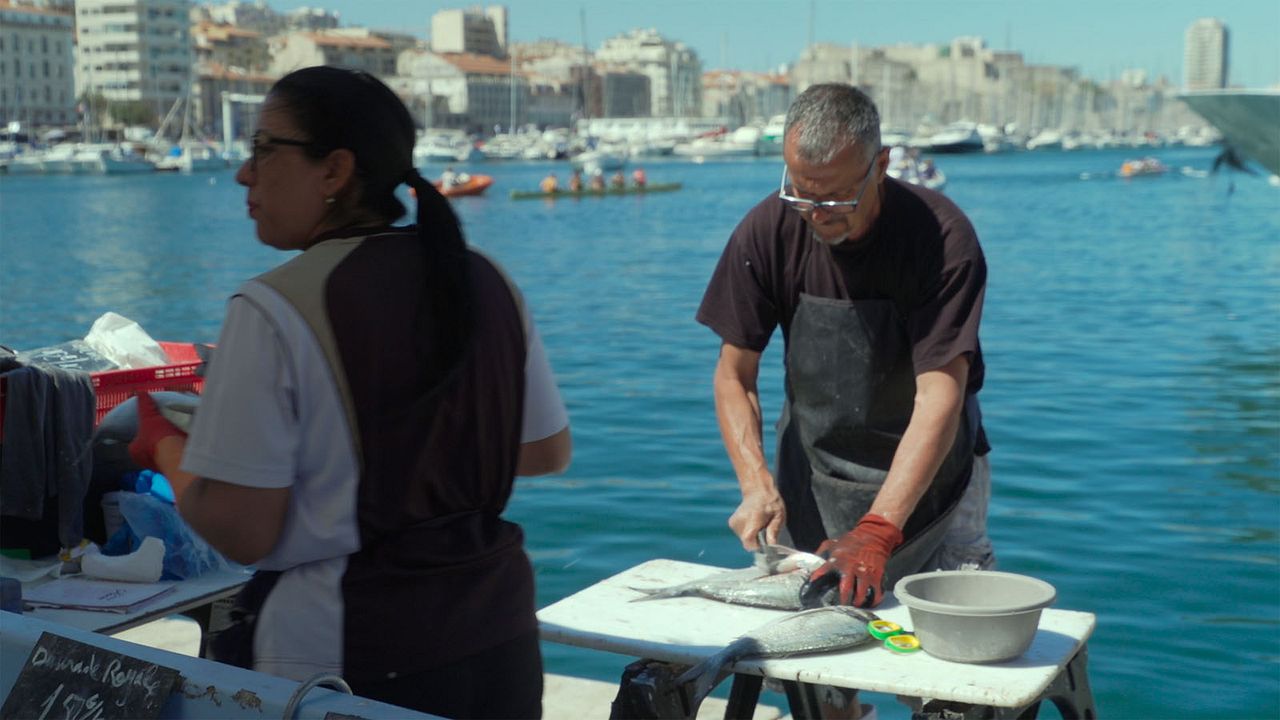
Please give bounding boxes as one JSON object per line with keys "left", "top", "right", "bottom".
{"left": 697, "top": 177, "right": 987, "bottom": 395}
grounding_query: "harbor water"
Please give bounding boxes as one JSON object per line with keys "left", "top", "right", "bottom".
{"left": 1, "top": 148, "right": 1277, "bottom": 718}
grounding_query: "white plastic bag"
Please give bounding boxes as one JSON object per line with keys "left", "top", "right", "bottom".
{"left": 82, "top": 312, "right": 169, "bottom": 369}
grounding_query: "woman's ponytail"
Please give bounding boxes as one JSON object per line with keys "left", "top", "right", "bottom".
{"left": 405, "top": 169, "right": 471, "bottom": 373}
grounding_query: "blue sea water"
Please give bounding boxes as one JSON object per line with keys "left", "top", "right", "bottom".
{"left": 1, "top": 148, "right": 1277, "bottom": 718}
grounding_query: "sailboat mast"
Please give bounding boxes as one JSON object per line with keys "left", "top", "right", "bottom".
{"left": 579, "top": 8, "right": 589, "bottom": 129}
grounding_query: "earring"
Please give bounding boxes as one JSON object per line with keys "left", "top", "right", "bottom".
{"left": 324, "top": 196, "right": 336, "bottom": 205}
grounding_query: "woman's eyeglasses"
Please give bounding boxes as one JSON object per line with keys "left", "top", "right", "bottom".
{"left": 248, "top": 132, "right": 319, "bottom": 171}
{"left": 778, "top": 150, "right": 881, "bottom": 215}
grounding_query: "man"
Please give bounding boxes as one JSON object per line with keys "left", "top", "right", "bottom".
{"left": 697, "top": 84, "right": 995, "bottom": 613}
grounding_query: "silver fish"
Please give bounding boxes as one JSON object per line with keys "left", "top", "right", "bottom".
{"left": 676, "top": 605, "right": 879, "bottom": 711}
{"left": 629, "top": 549, "right": 827, "bottom": 611}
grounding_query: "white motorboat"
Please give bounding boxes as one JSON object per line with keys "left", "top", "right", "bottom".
{"left": 674, "top": 126, "right": 760, "bottom": 158}
{"left": 413, "top": 131, "right": 481, "bottom": 164}
{"left": 154, "top": 142, "right": 226, "bottom": 173}
{"left": 40, "top": 144, "right": 80, "bottom": 174}
{"left": 571, "top": 147, "right": 627, "bottom": 173}
{"left": 1025, "top": 129, "right": 1064, "bottom": 151}
{"left": 915, "top": 122, "right": 984, "bottom": 154}
{"left": 755, "top": 115, "right": 787, "bottom": 156}
{"left": 74, "top": 144, "right": 155, "bottom": 174}
{"left": 3, "top": 152, "right": 46, "bottom": 175}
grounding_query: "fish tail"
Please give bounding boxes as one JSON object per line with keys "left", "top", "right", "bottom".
{"left": 626, "top": 586, "right": 681, "bottom": 601}
{"left": 674, "top": 645, "right": 737, "bottom": 713}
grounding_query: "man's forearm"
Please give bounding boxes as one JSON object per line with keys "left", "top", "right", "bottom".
{"left": 870, "top": 400, "right": 961, "bottom": 528}
{"left": 713, "top": 372, "right": 772, "bottom": 494}
{"left": 870, "top": 360, "right": 969, "bottom": 529}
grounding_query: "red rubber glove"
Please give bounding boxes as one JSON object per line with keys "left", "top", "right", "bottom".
{"left": 128, "top": 392, "right": 187, "bottom": 471}
{"left": 808, "top": 513, "right": 905, "bottom": 608}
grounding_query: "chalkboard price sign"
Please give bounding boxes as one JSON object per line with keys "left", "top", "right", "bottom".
{"left": 0, "top": 632, "right": 180, "bottom": 720}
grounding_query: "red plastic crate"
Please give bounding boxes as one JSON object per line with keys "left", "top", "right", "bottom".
{"left": 0, "top": 341, "right": 206, "bottom": 440}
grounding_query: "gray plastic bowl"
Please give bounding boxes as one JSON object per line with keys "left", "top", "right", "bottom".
{"left": 894, "top": 570, "right": 1056, "bottom": 663}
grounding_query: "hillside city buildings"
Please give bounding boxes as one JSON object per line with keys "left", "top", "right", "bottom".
{"left": 0, "top": 2, "right": 1243, "bottom": 146}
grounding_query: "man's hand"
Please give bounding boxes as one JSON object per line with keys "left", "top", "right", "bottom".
{"left": 728, "top": 484, "right": 786, "bottom": 551}
{"left": 808, "top": 513, "right": 904, "bottom": 607}
{"left": 128, "top": 392, "right": 188, "bottom": 471}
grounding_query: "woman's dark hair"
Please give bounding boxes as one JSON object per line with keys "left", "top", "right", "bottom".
{"left": 269, "top": 66, "right": 470, "bottom": 372}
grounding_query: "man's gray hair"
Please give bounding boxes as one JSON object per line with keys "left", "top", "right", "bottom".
{"left": 784, "top": 83, "right": 881, "bottom": 164}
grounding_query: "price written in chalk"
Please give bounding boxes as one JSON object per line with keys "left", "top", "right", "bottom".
{"left": 37, "top": 683, "right": 105, "bottom": 720}
{"left": 0, "top": 632, "right": 180, "bottom": 720}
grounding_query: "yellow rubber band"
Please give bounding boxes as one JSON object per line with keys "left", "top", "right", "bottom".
{"left": 867, "top": 620, "right": 903, "bottom": 640}
{"left": 884, "top": 634, "right": 922, "bottom": 653}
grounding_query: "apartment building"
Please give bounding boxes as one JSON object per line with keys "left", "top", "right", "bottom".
{"left": 268, "top": 30, "right": 396, "bottom": 76}
{"left": 1183, "top": 18, "right": 1228, "bottom": 90}
{"left": 430, "top": 6, "right": 507, "bottom": 58}
{"left": 594, "top": 28, "right": 701, "bottom": 118}
{"left": 0, "top": 0, "right": 76, "bottom": 127}
{"left": 197, "top": 0, "right": 281, "bottom": 34}
{"left": 75, "top": 0, "right": 194, "bottom": 121}
{"left": 192, "top": 21, "right": 269, "bottom": 73}
{"left": 598, "top": 69, "right": 649, "bottom": 118}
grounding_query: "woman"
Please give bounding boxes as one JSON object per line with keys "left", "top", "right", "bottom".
{"left": 128, "top": 67, "right": 571, "bottom": 719}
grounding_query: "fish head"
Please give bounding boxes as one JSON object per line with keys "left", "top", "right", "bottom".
{"left": 773, "top": 551, "right": 827, "bottom": 574}
{"left": 828, "top": 605, "right": 880, "bottom": 624}
{"left": 799, "top": 570, "right": 841, "bottom": 608}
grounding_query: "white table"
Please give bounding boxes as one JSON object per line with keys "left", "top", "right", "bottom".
{"left": 22, "top": 567, "right": 251, "bottom": 650}
{"left": 537, "top": 559, "right": 1097, "bottom": 719}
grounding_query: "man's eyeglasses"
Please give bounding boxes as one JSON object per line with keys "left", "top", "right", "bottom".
{"left": 778, "top": 150, "right": 881, "bottom": 215}
{"left": 248, "top": 131, "right": 319, "bottom": 171}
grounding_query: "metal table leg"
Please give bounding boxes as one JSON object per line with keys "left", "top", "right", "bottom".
{"left": 724, "top": 674, "right": 764, "bottom": 720}
{"left": 912, "top": 644, "right": 1097, "bottom": 720}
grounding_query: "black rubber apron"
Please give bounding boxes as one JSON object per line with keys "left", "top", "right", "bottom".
{"left": 776, "top": 292, "right": 977, "bottom": 591}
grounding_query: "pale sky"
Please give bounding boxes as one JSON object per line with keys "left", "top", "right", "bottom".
{"left": 266, "top": 0, "right": 1280, "bottom": 88}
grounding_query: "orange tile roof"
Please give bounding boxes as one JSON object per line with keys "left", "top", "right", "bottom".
{"left": 302, "top": 32, "right": 392, "bottom": 50}
{"left": 438, "top": 52, "right": 516, "bottom": 76}
{"left": 200, "top": 61, "right": 277, "bottom": 84}
{"left": 0, "top": 0, "right": 72, "bottom": 18}
{"left": 193, "top": 22, "right": 263, "bottom": 41}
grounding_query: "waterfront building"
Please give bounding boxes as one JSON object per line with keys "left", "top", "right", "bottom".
{"left": 509, "top": 41, "right": 590, "bottom": 129}
{"left": 438, "top": 51, "right": 521, "bottom": 133}
{"left": 790, "top": 43, "right": 860, "bottom": 93}
{"left": 392, "top": 49, "right": 527, "bottom": 134}
{"left": 268, "top": 30, "right": 395, "bottom": 77}
{"left": 326, "top": 26, "right": 420, "bottom": 56}
{"left": 1183, "top": 18, "right": 1228, "bottom": 90}
{"left": 392, "top": 48, "right": 472, "bottom": 130}
{"left": 701, "top": 70, "right": 790, "bottom": 125}
{"left": 430, "top": 5, "right": 507, "bottom": 58}
{"left": 524, "top": 82, "right": 576, "bottom": 129}
{"left": 594, "top": 28, "right": 701, "bottom": 118}
{"left": 193, "top": 61, "right": 274, "bottom": 139}
{"left": 0, "top": 0, "right": 76, "bottom": 128}
{"left": 283, "top": 6, "right": 339, "bottom": 32}
{"left": 594, "top": 67, "right": 650, "bottom": 118}
{"left": 75, "top": 0, "right": 194, "bottom": 126}
{"left": 197, "top": 0, "right": 282, "bottom": 35}
{"left": 192, "top": 21, "right": 269, "bottom": 73}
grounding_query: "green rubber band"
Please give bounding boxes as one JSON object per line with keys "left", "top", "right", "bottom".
{"left": 867, "top": 620, "right": 903, "bottom": 640}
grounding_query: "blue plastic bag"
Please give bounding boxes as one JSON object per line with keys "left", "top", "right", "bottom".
{"left": 113, "top": 491, "right": 237, "bottom": 580}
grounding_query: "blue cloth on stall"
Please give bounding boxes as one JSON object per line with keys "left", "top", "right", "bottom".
{"left": 0, "top": 362, "right": 96, "bottom": 548}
